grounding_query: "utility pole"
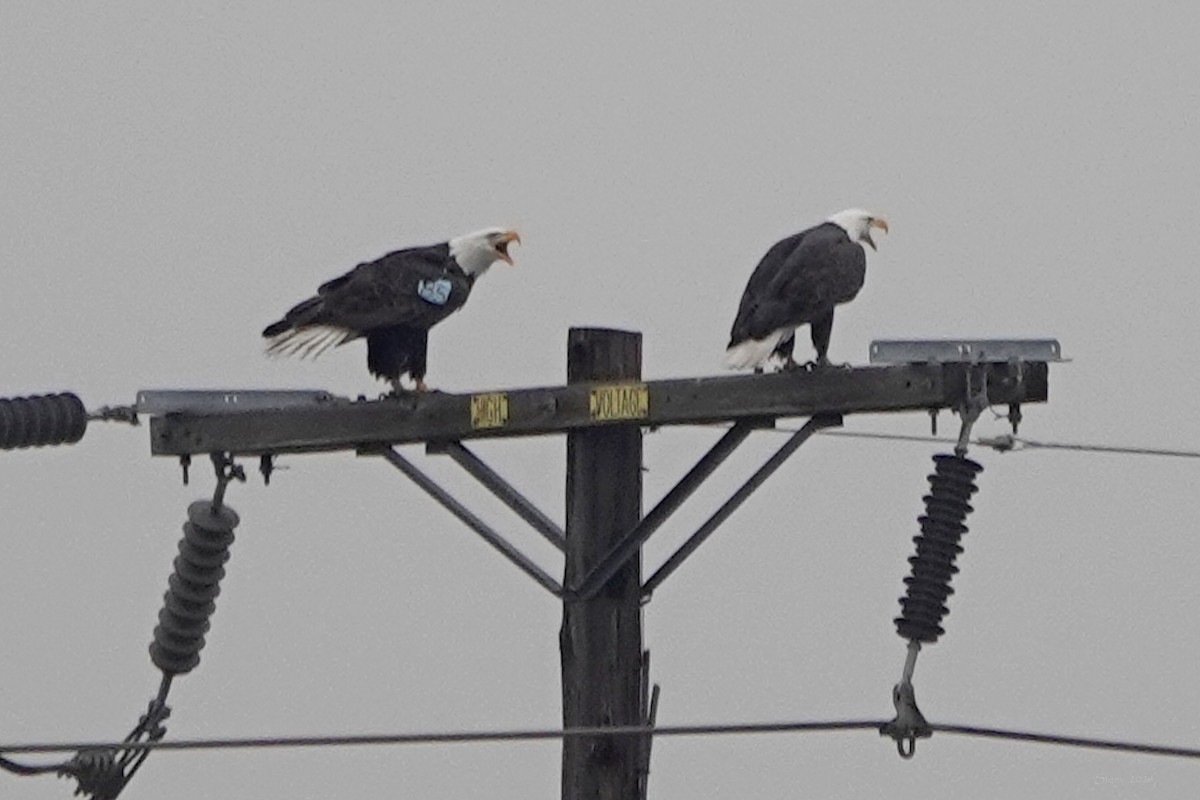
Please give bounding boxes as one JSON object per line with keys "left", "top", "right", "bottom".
{"left": 561, "top": 328, "right": 644, "bottom": 800}
{"left": 125, "top": 333, "right": 1057, "bottom": 799}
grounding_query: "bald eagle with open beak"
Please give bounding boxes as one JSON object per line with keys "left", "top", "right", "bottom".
{"left": 264, "top": 227, "right": 520, "bottom": 393}
{"left": 725, "top": 209, "right": 887, "bottom": 370}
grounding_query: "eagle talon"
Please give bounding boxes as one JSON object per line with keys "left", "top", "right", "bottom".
{"left": 384, "top": 379, "right": 422, "bottom": 399}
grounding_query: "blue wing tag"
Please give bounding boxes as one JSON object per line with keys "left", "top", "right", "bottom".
{"left": 417, "top": 278, "right": 453, "bottom": 305}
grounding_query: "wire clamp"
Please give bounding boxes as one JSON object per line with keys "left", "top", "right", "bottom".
{"left": 57, "top": 749, "right": 124, "bottom": 799}
{"left": 880, "top": 679, "right": 931, "bottom": 758}
{"left": 880, "top": 641, "right": 932, "bottom": 758}
{"left": 26, "top": 684, "right": 174, "bottom": 799}
{"left": 955, "top": 365, "right": 989, "bottom": 456}
{"left": 211, "top": 453, "right": 245, "bottom": 510}
{"left": 87, "top": 405, "right": 140, "bottom": 426}
{"left": 977, "top": 433, "right": 1020, "bottom": 453}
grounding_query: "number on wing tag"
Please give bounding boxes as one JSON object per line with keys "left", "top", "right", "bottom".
{"left": 417, "top": 278, "right": 453, "bottom": 305}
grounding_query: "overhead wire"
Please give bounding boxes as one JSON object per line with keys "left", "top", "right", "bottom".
{"left": 695, "top": 419, "right": 1200, "bottom": 459}
{"left": 6, "top": 397, "right": 1197, "bottom": 782}
{"left": 810, "top": 428, "right": 1200, "bottom": 459}
{"left": 2, "top": 720, "right": 1199, "bottom": 760}
{"left": 0, "top": 720, "right": 881, "bottom": 756}
{"left": 929, "top": 723, "right": 1200, "bottom": 759}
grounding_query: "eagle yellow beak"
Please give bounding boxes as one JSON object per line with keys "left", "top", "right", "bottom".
{"left": 862, "top": 218, "right": 888, "bottom": 251}
{"left": 496, "top": 230, "right": 521, "bottom": 265}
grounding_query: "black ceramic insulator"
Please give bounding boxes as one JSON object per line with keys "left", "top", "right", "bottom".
{"left": 0, "top": 393, "right": 87, "bottom": 449}
{"left": 59, "top": 749, "right": 124, "bottom": 798}
{"left": 895, "top": 454, "right": 983, "bottom": 644}
{"left": 149, "top": 500, "right": 238, "bottom": 675}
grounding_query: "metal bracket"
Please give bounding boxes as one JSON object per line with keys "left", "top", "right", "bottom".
{"left": 880, "top": 641, "right": 932, "bottom": 758}
{"left": 880, "top": 680, "right": 931, "bottom": 758}
{"left": 135, "top": 389, "right": 342, "bottom": 416}
{"left": 869, "top": 339, "right": 1064, "bottom": 365}
{"left": 955, "top": 366, "right": 990, "bottom": 456}
{"left": 638, "top": 649, "right": 660, "bottom": 800}
{"left": 385, "top": 413, "right": 808, "bottom": 602}
{"left": 210, "top": 453, "right": 245, "bottom": 512}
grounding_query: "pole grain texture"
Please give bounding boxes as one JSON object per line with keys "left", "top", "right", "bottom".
{"left": 561, "top": 328, "right": 645, "bottom": 800}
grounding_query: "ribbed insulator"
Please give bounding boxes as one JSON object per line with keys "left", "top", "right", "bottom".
{"left": 58, "top": 748, "right": 124, "bottom": 798}
{"left": 0, "top": 393, "right": 87, "bottom": 450}
{"left": 149, "top": 500, "right": 238, "bottom": 675}
{"left": 895, "top": 454, "right": 983, "bottom": 644}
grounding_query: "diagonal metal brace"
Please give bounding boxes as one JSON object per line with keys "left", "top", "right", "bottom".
{"left": 381, "top": 448, "right": 563, "bottom": 597}
{"left": 572, "top": 420, "right": 762, "bottom": 600}
{"left": 642, "top": 414, "right": 843, "bottom": 598}
{"left": 429, "top": 441, "right": 566, "bottom": 552}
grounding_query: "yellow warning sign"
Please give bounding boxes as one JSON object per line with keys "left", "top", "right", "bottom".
{"left": 470, "top": 393, "right": 509, "bottom": 429}
{"left": 589, "top": 384, "right": 649, "bottom": 421}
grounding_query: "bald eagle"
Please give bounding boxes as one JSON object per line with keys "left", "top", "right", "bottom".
{"left": 263, "top": 227, "right": 520, "bottom": 392}
{"left": 725, "top": 209, "right": 887, "bottom": 370}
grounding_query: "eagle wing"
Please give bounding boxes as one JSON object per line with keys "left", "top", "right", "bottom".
{"left": 728, "top": 231, "right": 807, "bottom": 345}
{"left": 263, "top": 243, "right": 475, "bottom": 358}
{"left": 735, "top": 226, "right": 866, "bottom": 341}
{"left": 317, "top": 245, "right": 473, "bottom": 332}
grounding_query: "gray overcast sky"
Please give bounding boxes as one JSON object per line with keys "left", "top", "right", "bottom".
{"left": 3, "top": 2, "right": 1200, "bottom": 798}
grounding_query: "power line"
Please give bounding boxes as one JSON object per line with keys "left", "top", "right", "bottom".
{"left": 0, "top": 720, "right": 881, "bottom": 756}
{"left": 696, "top": 420, "right": 1200, "bottom": 459}
{"left": 930, "top": 723, "right": 1200, "bottom": 759}
{"left": 999, "top": 437, "right": 1200, "bottom": 459}
{"left": 3, "top": 719, "right": 1200, "bottom": 761}
{"left": 808, "top": 428, "right": 1200, "bottom": 459}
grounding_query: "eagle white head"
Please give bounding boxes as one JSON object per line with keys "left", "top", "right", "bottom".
{"left": 828, "top": 209, "right": 889, "bottom": 251}
{"left": 449, "top": 227, "right": 522, "bottom": 276}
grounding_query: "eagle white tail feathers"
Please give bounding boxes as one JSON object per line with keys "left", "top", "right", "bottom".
{"left": 723, "top": 330, "right": 785, "bottom": 370}
{"left": 265, "top": 325, "right": 356, "bottom": 359}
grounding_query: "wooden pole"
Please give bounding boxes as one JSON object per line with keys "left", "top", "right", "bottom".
{"left": 561, "top": 328, "right": 644, "bottom": 800}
